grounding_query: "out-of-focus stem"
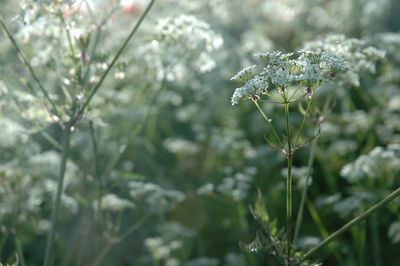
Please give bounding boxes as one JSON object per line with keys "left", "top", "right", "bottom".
{"left": 371, "top": 214, "right": 381, "bottom": 266}
{"left": 294, "top": 140, "right": 317, "bottom": 243}
{"left": 43, "top": 125, "right": 72, "bottom": 266}
{"left": 303, "top": 186, "right": 400, "bottom": 261}
{"left": 0, "top": 14, "right": 59, "bottom": 116}
{"left": 74, "top": 0, "right": 157, "bottom": 123}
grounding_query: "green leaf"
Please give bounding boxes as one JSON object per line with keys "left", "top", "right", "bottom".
{"left": 122, "top": 172, "right": 145, "bottom": 181}
{"left": 239, "top": 230, "right": 266, "bottom": 253}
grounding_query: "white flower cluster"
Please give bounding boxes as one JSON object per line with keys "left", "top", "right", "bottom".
{"left": 163, "top": 138, "right": 199, "bottom": 155}
{"left": 99, "top": 193, "right": 135, "bottom": 212}
{"left": 281, "top": 166, "right": 312, "bottom": 189}
{"left": 304, "top": 34, "right": 386, "bottom": 86}
{"left": 141, "top": 15, "right": 223, "bottom": 81}
{"left": 340, "top": 145, "right": 400, "bottom": 183}
{"left": 197, "top": 167, "right": 256, "bottom": 201}
{"left": 332, "top": 192, "right": 377, "bottom": 218}
{"left": 231, "top": 76, "right": 266, "bottom": 106}
{"left": 144, "top": 222, "right": 194, "bottom": 262}
{"left": 375, "top": 33, "right": 400, "bottom": 62}
{"left": 0, "top": 118, "right": 28, "bottom": 147}
{"left": 144, "top": 236, "right": 182, "bottom": 260}
{"left": 231, "top": 49, "right": 347, "bottom": 105}
{"left": 157, "top": 15, "right": 223, "bottom": 52}
{"left": 129, "top": 181, "right": 185, "bottom": 213}
{"left": 230, "top": 65, "right": 257, "bottom": 82}
{"left": 0, "top": 150, "right": 79, "bottom": 221}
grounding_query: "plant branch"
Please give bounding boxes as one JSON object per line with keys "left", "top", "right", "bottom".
{"left": 294, "top": 98, "right": 313, "bottom": 147}
{"left": 0, "top": 14, "right": 59, "bottom": 116}
{"left": 302, "top": 186, "right": 400, "bottom": 261}
{"left": 91, "top": 214, "right": 149, "bottom": 266}
{"left": 306, "top": 199, "right": 344, "bottom": 264}
{"left": 72, "top": 0, "right": 157, "bottom": 125}
{"left": 253, "top": 100, "right": 283, "bottom": 148}
{"left": 294, "top": 140, "right": 317, "bottom": 243}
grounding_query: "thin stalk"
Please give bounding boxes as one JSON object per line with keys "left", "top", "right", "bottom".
{"left": 288, "top": 93, "right": 308, "bottom": 104}
{"left": 354, "top": 220, "right": 366, "bottom": 266}
{"left": 262, "top": 91, "right": 285, "bottom": 103}
{"left": 89, "top": 122, "right": 102, "bottom": 221}
{"left": 0, "top": 14, "right": 59, "bottom": 116}
{"left": 371, "top": 214, "right": 381, "bottom": 266}
{"left": 43, "top": 125, "right": 72, "bottom": 266}
{"left": 306, "top": 200, "right": 344, "bottom": 264}
{"left": 306, "top": 199, "right": 330, "bottom": 239}
{"left": 91, "top": 214, "right": 149, "bottom": 266}
{"left": 294, "top": 140, "right": 317, "bottom": 243}
{"left": 287, "top": 84, "right": 303, "bottom": 102}
{"left": 294, "top": 98, "right": 313, "bottom": 147}
{"left": 15, "top": 236, "right": 26, "bottom": 266}
{"left": 303, "top": 186, "right": 400, "bottom": 261}
{"left": 89, "top": 121, "right": 104, "bottom": 263}
{"left": 39, "top": 130, "right": 62, "bottom": 151}
{"left": 73, "top": 0, "right": 157, "bottom": 123}
{"left": 253, "top": 100, "right": 283, "bottom": 148}
{"left": 284, "top": 103, "right": 293, "bottom": 265}
{"left": 10, "top": 95, "right": 62, "bottom": 150}
{"left": 82, "top": 6, "right": 120, "bottom": 84}
{"left": 57, "top": 11, "right": 77, "bottom": 58}
{"left": 14, "top": 177, "right": 26, "bottom": 266}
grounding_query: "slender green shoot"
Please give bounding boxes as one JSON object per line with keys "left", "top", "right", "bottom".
{"left": 253, "top": 100, "right": 283, "bottom": 148}
{"left": 294, "top": 140, "right": 317, "bottom": 243}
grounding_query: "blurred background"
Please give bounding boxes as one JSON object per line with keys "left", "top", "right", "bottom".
{"left": 0, "top": 0, "right": 400, "bottom": 265}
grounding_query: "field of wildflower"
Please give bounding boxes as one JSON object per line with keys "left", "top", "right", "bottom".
{"left": 1, "top": 0, "right": 400, "bottom": 265}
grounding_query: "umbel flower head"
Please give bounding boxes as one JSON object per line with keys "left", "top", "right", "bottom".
{"left": 231, "top": 50, "right": 347, "bottom": 105}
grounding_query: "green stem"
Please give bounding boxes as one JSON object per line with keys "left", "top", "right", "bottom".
{"left": 91, "top": 214, "right": 149, "bottom": 266}
{"left": 303, "top": 186, "right": 400, "bottom": 261}
{"left": 43, "top": 125, "right": 72, "bottom": 266}
{"left": 73, "top": 0, "right": 157, "bottom": 123}
{"left": 355, "top": 220, "right": 366, "bottom": 266}
{"left": 253, "top": 100, "right": 283, "bottom": 148}
{"left": 39, "top": 130, "right": 62, "bottom": 151}
{"left": 15, "top": 235, "right": 26, "bottom": 266}
{"left": 306, "top": 200, "right": 344, "bottom": 264}
{"left": 57, "top": 11, "right": 77, "bottom": 58}
{"left": 371, "top": 214, "right": 381, "bottom": 266}
{"left": 294, "top": 98, "right": 313, "bottom": 147}
{"left": 294, "top": 140, "right": 317, "bottom": 243}
{"left": 89, "top": 121, "right": 104, "bottom": 262}
{"left": 89, "top": 122, "right": 102, "bottom": 221}
{"left": 82, "top": 7, "right": 119, "bottom": 84}
{"left": 284, "top": 103, "right": 292, "bottom": 265}
{"left": 306, "top": 199, "right": 330, "bottom": 239}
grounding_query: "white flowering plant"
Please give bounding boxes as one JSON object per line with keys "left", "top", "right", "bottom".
{"left": 231, "top": 36, "right": 400, "bottom": 265}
